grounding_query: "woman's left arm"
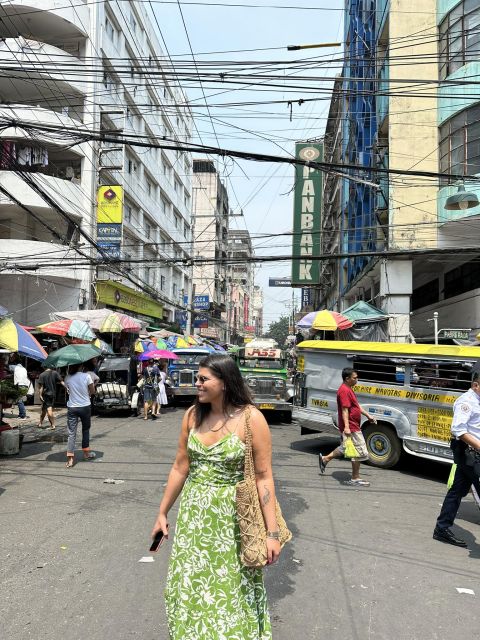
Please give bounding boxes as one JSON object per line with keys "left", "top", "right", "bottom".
{"left": 250, "top": 407, "right": 281, "bottom": 565}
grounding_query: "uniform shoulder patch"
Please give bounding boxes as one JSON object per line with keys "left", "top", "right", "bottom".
{"left": 460, "top": 403, "right": 471, "bottom": 413}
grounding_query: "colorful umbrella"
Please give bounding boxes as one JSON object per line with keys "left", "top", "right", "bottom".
{"left": 186, "top": 335, "right": 203, "bottom": 346}
{"left": 37, "top": 318, "right": 96, "bottom": 341}
{"left": 0, "top": 318, "right": 48, "bottom": 361}
{"left": 42, "top": 343, "right": 102, "bottom": 368}
{"left": 134, "top": 339, "right": 156, "bottom": 353}
{"left": 297, "top": 310, "right": 353, "bottom": 331}
{"left": 93, "top": 338, "right": 115, "bottom": 355}
{"left": 166, "top": 336, "right": 190, "bottom": 349}
{"left": 137, "top": 349, "right": 179, "bottom": 361}
{"left": 99, "top": 312, "right": 141, "bottom": 333}
{"left": 151, "top": 337, "right": 168, "bottom": 350}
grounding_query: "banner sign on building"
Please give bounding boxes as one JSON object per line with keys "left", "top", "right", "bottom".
{"left": 97, "top": 186, "right": 123, "bottom": 223}
{"left": 269, "top": 278, "right": 292, "bottom": 287}
{"left": 194, "top": 314, "right": 209, "bottom": 328}
{"left": 97, "top": 186, "right": 123, "bottom": 259}
{"left": 244, "top": 295, "right": 249, "bottom": 327}
{"left": 301, "top": 288, "right": 312, "bottom": 309}
{"left": 96, "top": 280, "right": 163, "bottom": 320}
{"left": 193, "top": 295, "right": 210, "bottom": 311}
{"left": 97, "top": 241, "right": 121, "bottom": 260}
{"left": 291, "top": 143, "right": 323, "bottom": 286}
{"left": 175, "top": 310, "right": 188, "bottom": 330}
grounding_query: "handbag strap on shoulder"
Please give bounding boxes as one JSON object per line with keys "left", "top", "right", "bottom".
{"left": 243, "top": 408, "right": 255, "bottom": 479}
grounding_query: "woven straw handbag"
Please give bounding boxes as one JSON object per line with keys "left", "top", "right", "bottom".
{"left": 235, "top": 409, "right": 292, "bottom": 568}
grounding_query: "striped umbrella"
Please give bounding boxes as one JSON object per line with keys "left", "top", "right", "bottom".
{"left": 297, "top": 310, "right": 353, "bottom": 331}
{"left": 166, "top": 336, "right": 190, "bottom": 349}
{"left": 151, "top": 337, "right": 168, "bottom": 350}
{"left": 134, "top": 339, "right": 156, "bottom": 353}
{"left": 0, "top": 318, "right": 48, "bottom": 361}
{"left": 93, "top": 338, "right": 115, "bottom": 355}
{"left": 37, "top": 318, "right": 96, "bottom": 341}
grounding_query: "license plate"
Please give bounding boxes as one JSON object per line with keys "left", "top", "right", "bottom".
{"left": 259, "top": 403, "right": 275, "bottom": 410}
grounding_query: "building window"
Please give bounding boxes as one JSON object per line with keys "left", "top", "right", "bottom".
{"left": 124, "top": 204, "right": 132, "bottom": 223}
{"left": 146, "top": 179, "right": 152, "bottom": 196}
{"left": 439, "top": 104, "right": 480, "bottom": 179}
{"left": 145, "top": 221, "right": 151, "bottom": 239}
{"left": 411, "top": 279, "right": 440, "bottom": 311}
{"left": 160, "top": 275, "right": 166, "bottom": 291}
{"left": 444, "top": 258, "right": 480, "bottom": 299}
{"left": 439, "top": 0, "right": 480, "bottom": 80}
{"left": 173, "top": 283, "right": 178, "bottom": 298}
{"left": 105, "top": 17, "right": 115, "bottom": 41}
{"left": 130, "top": 12, "right": 137, "bottom": 33}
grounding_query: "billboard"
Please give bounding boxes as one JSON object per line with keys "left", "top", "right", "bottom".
{"left": 269, "top": 278, "right": 292, "bottom": 287}
{"left": 97, "top": 185, "right": 123, "bottom": 223}
{"left": 291, "top": 143, "right": 323, "bottom": 286}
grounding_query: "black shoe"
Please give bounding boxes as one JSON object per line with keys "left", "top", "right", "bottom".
{"left": 433, "top": 527, "right": 467, "bottom": 547}
{"left": 318, "top": 453, "right": 327, "bottom": 474}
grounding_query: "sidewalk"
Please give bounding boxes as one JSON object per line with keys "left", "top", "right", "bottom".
{"left": 2, "top": 404, "right": 68, "bottom": 444}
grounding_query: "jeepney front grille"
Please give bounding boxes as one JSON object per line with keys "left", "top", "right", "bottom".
{"left": 255, "top": 379, "right": 275, "bottom": 396}
{"left": 179, "top": 370, "right": 195, "bottom": 386}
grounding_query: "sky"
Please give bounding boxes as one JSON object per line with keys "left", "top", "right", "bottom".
{"left": 151, "top": 0, "right": 344, "bottom": 331}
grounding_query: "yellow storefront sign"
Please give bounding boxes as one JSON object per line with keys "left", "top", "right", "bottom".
{"left": 417, "top": 407, "right": 453, "bottom": 442}
{"left": 96, "top": 280, "right": 163, "bottom": 320}
{"left": 97, "top": 185, "right": 123, "bottom": 223}
{"left": 311, "top": 398, "right": 328, "bottom": 408}
{"left": 354, "top": 384, "right": 457, "bottom": 405}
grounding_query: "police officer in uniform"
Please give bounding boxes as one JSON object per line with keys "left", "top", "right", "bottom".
{"left": 433, "top": 373, "right": 480, "bottom": 547}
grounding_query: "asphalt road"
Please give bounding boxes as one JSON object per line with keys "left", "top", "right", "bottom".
{"left": 1, "top": 408, "right": 480, "bottom": 640}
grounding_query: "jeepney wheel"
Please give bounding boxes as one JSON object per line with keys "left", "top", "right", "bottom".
{"left": 363, "top": 422, "right": 402, "bottom": 469}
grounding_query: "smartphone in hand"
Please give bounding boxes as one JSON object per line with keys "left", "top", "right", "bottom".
{"left": 150, "top": 528, "right": 167, "bottom": 552}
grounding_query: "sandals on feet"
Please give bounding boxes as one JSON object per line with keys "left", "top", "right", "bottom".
{"left": 83, "top": 452, "right": 96, "bottom": 461}
{"left": 65, "top": 458, "right": 74, "bottom": 468}
{"left": 318, "top": 453, "right": 327, "bottom": 474}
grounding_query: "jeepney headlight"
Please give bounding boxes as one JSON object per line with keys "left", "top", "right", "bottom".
{"left": 171, "top": 371, "right": 179, "bottom": 382}
{"left": 247, "top": 378, "right": 256, "bottom": 387}
{"left": 274, "top": 379, "right": 285, "bottom": 389}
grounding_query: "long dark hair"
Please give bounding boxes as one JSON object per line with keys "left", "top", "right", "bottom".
{"left": 193, "top": 354, "right": 253, "bottom": 427}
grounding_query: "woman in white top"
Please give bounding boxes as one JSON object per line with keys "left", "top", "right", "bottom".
{"left": 153, "top": 362, "right": 168, "bottom": 417}
{"left": 64, "top": 363, "right": 95, "bottom": 468}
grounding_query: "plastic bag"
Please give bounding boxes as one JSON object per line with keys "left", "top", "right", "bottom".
{"left": 344, "top": 436, "right": 359, "bottom": 458}
{"left": 447, "top": 463, "right": 457, "bottom": 490}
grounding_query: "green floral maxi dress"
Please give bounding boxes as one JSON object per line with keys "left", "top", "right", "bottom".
{"left": 165, "top": 429, "right": 272, "bottom": 640}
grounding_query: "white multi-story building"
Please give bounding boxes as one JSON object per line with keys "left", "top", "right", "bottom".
{"left": 0, "top": 1, "right": 192, "bottom": 327}
{"left": 192, "top": 159, "right": 229, "bottom": 341}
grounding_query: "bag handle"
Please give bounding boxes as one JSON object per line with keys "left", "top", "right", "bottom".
{"left": 243, "top": 408, "right": 256, "bottom": 480}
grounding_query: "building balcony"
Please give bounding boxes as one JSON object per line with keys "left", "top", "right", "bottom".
{"left": 0, "top": 172, "right": 88, "bottom": 220}
{"left": 0, "top": 38, "right": 86, "bottom": 104}
{"left": 0, "top": 1, "right": 90, "bottom": 43}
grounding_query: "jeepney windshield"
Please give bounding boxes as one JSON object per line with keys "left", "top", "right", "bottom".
{"left": 240, "top": 358, "right": 283, "bottom": 369}
{"left": 173, "top": 354, "right": 208, "bottom": 365}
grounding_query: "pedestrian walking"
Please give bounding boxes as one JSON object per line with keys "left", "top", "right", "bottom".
{"left": 9, "top": 358, "right": 30, "bottom": 420}
{"left": 37, "top": 366, "right": 65, "bottom": 429}
{"left": 152, "top": 362, "right": 168, "bottom": 418}
{"left": 142, "top": 359, "right": 160, "bottom": 420}
{"left": 433, "top": 374, "right": 480, "bottom": 547}
{"left": 318, "top": 367, "right": 376, "bottom": 486}
{"left": 151, "top": 354, "right": 279, "bottom": 639}
{"left": 64, "top": 364, "right": 95, "bottom": 468}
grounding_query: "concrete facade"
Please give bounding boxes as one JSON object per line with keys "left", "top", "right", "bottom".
{"left": 0, "top": 1, "right": 193, "bottom": 326}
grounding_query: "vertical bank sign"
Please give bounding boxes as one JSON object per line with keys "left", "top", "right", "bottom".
{"left": 291, "top": 142, "right": 323, "bottom": 285}
{"left": 96, "top": 185, "right": 123, "bottom": 260}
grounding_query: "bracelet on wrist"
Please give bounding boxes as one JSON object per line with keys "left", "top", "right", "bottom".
{"left": 266, "top": 530, "right": 280, "bottom": 540}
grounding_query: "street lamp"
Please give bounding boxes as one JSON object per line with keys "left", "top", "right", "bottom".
{"left": 427, "top": 311, "right": 439, "bottom": 345}
{"left": 287, "top": 42, "right": 341, "bottom": 51}
{"left": 444, "top": 183, "right": 479, "bottom": 211}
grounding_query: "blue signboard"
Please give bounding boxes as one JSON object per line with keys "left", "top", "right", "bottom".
{"left": 97, "top": 241, "right": 121, "bottom": 260}
{"left": 175, "top": 310, "right": 188, "bottom": 330}
{"left": 193, "top": 295, "right": 210, "bottom": 311}
{"left": 301, "top": 288, "right": 312, "bottom": 308}
{"left": 194, "top": 314, "right": 209, "bottom": 328}
{"left": 97, "top": 223, "right": 122, "bottom": 239}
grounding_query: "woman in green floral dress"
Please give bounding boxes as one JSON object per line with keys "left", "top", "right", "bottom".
{"left": 151, "top": 354, "right": 282, "bottom": 639}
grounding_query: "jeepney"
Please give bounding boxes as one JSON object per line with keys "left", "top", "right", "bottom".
{"left": 167, "top": 348, "right": 212, "bottom": 402}
{"left": 94, "top": 355, "right": 139, "bottom": 413}
{"left": 235, "top": 340, "right": 292, "bottom": 422}
{"left": 293, "top": 340, "right": 480, "bottom": 468}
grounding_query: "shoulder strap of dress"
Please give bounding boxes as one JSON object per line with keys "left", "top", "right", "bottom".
{"left": 243, "top": 407, "right": 255, "bottom": 479}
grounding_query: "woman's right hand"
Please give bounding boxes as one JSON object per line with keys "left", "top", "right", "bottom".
{"left": 151, "top": 512, "right": 169, "bottom": 539}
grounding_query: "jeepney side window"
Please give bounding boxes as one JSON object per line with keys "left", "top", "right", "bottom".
{"left": 410, "top": 360, "right": 473, "bottom": 391}
{"left": 352, "top": 357, "right": 400, "bottom": 385}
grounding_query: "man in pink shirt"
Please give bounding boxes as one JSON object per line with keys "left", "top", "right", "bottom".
{"left": 319, "top": 367, "right": 376, "bottom": 487}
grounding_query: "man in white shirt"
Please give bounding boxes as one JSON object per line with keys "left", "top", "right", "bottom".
{"left": 64, "top": 363, "right": 95, "bottom": 468}
{"left": 433, "top": 374, "right": 480, "bottom": 547}
{"left": 10, "top": 359, "right": 30, "bottom": 419}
